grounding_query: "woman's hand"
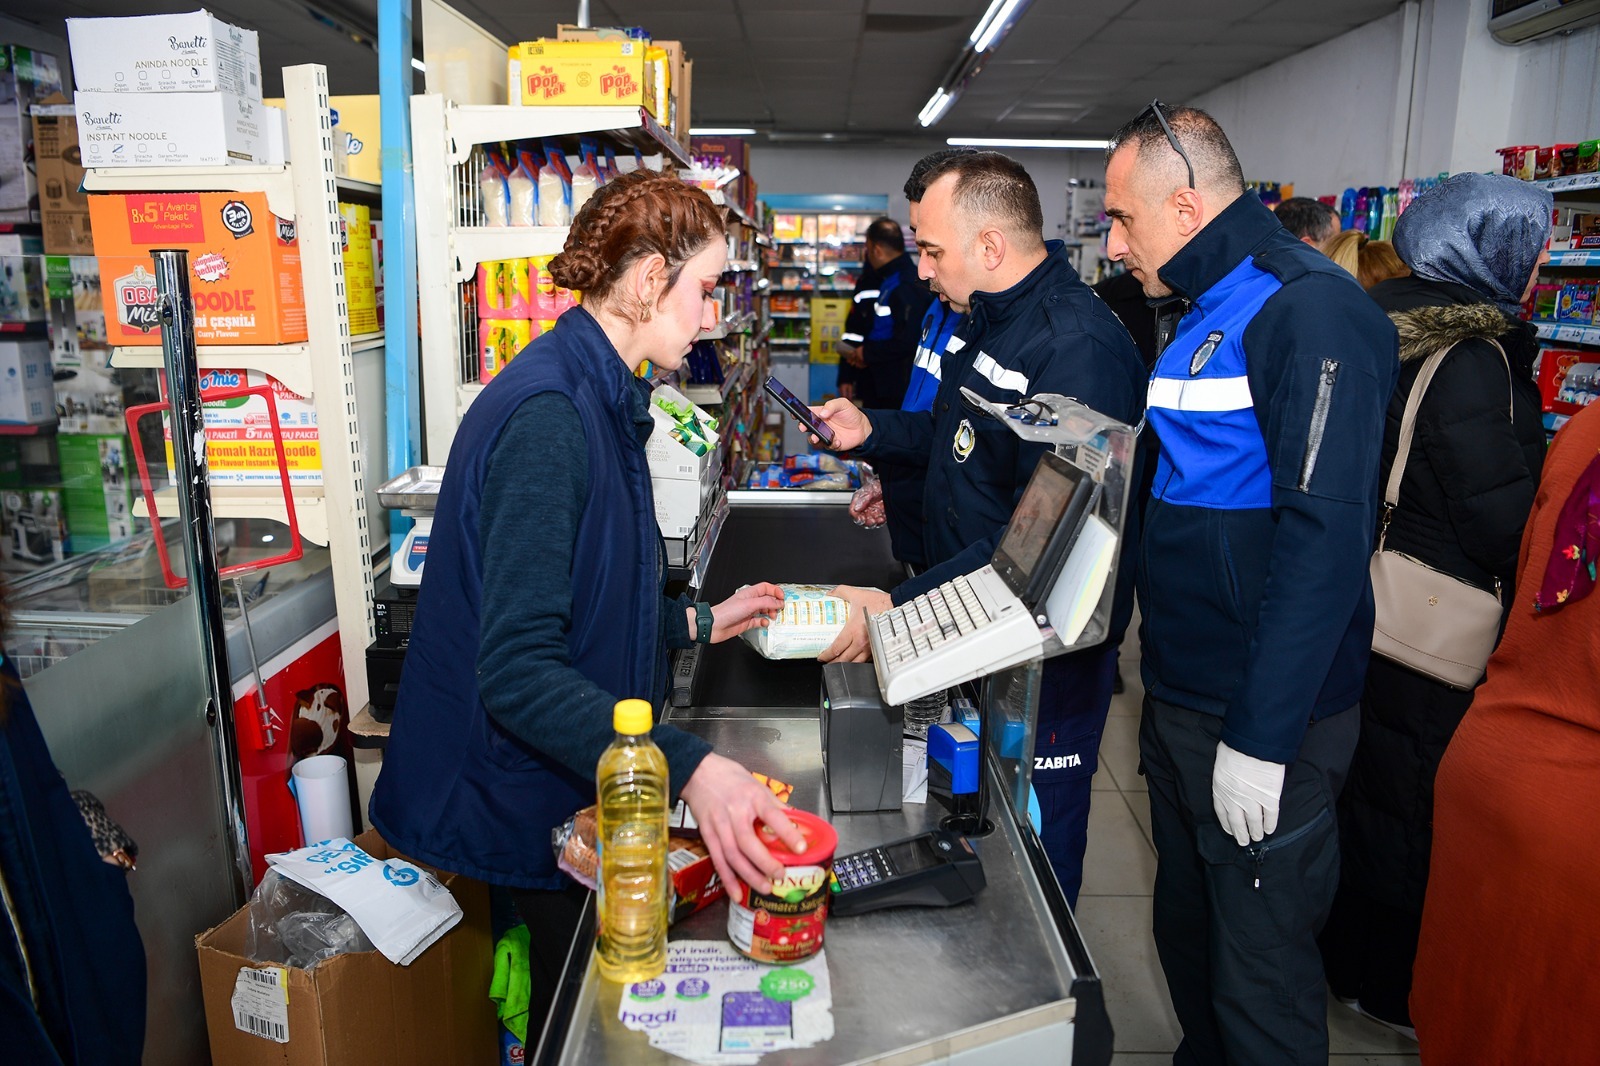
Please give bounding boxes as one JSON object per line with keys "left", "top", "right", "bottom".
{"left": 680, "top": 753, "right": 806, "bottom": 895}
{"left": 817, "top": 585, "right": 891, "bottom": 663}
{"left": 809, "top": 398, "right": 872, "bottom": 451}
{"left": 710, "top": 582, "right": 786, "bottom": 643}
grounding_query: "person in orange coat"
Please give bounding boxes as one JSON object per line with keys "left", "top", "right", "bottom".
{"left": 1412, "top": 400, "right": 1600, "bottom": 1061}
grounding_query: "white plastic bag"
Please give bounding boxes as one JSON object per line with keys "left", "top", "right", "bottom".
{"left": 265, "top": 838, "right": 461, "bottom": 966}
{"left": 740, "top": 584, "right": 853, "bottom": 660}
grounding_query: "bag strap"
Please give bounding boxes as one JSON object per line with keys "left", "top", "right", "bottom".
{"left": 1381, "top": 337, "right": 1512, "bottom": 545}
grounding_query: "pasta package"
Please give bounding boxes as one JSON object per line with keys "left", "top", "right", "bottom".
{"left": 740, "top": 584, "right": 853, "bottom": 660}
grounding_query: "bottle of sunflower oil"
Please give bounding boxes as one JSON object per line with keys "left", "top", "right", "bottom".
{"left": 595, "top": 698, "right": 669, "bottom": 983}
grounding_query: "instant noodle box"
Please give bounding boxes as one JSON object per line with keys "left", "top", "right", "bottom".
{"left": 89, "top": 191, "right": 306, "bottom": 345}
{"left": 159, "top": 367, "right": 320, "bottom": 485}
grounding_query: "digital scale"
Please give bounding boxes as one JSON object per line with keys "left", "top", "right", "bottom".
{"left": 376, "top": 466, "right": 445, "bottom": 588}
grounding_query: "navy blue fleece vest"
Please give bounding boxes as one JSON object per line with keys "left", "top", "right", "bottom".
{"left": 370, "top": 308, "right": 661, "bottom": 889}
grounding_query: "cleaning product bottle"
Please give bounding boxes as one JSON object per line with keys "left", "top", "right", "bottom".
{"left": 595, "top": 698, "right": 669, "bottom": 983}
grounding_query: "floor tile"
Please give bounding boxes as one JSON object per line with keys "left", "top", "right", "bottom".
{"left": 1092, "top": 759, "right": 1120, "bottom": 792}
{"left": 1327, "top": 992, "right": 1424, "bottom": 1055}
{"left": 1080, "top": 791, "right": 1158, "bottom": 897}
{"left": 1098, "top": 714, "right": 1144, "bottom": 792}
{"left": 1074, "top": 895, "right": 1181, "bottom": 1055}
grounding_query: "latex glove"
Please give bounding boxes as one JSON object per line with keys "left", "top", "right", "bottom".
{"left": 1211, "top": 741, "right": 1286, "bottom": 846}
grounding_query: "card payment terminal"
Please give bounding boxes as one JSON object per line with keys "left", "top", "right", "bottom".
{"left": 828, "top": 829, "right": 986, "bottom": 916}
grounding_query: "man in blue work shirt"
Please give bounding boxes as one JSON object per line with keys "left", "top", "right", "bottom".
{"left": 1103, "top": 103, "right": 1397, "bottom": 1065}
{"left": 804, "top": 152, "right": 1147, "bottom": 905}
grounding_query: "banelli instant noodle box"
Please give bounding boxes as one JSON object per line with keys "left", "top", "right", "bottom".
{"left": 88, "top": 191, "right": 307, "bottom": 345}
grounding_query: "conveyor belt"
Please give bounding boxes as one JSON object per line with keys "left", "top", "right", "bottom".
{"left": 693, "top": 502, "right": 904, "bottom": 709}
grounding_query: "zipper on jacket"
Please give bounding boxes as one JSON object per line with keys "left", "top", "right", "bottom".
{"left": 1247, "top": 806, "right": 1332, "bottom": 891}
{"left": 1298, "top": 359, "right": 1341, "bottom": 492}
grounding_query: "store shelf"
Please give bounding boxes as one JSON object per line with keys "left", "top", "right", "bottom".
{"left": 0, "top": 421, "right": 54, "bottom": 435}
{"left": 681, "top": 362, "right": 753, "bottom": 406}
{"left": 769, "top": 312, "right": 810, "bottom": 319}
{"left": 724, "top": 260, "right": 760, "bottom": 273}
{"left": 1536, "top": 173, "right": 1600, "bottom": 194}
{"left": 702, "top": 310, "right": 757, "bottom": 341}
{"left": 708, "top": 189, "right": 764, "bottom": 233}
{"left": 1547, "top": 249, "right": 1600, "bottom": 268}
{"left": 770, "top": 337, "right": 810, "bottom": 346}
{"left": 448, "top": 226, "right": 569, "bottom": 282}
{"left": 335, "top": 176, "right": 382, "bottom": 201}
{"left": 443, "top": 104, "right": 690, "bottom": 169}
{"left": 132, "top": 485, "right": 330, "bottom": 546}
{"left": 1533, "top": 319, "right": 1600, "bottom": 346}
{"left": 0, "top": 322, "right": 45, "bottom": 333}
{"left": 110, "top": 334, "right": 384, "bottom": 399}
{"left": 349, "top": 703, "right": 390, "bottom": 745}
{"left": 458, "top": 381, "right": 484, "bottom": 421}
{"left": 85, "top": 163, "right": 297, "bottom": 219}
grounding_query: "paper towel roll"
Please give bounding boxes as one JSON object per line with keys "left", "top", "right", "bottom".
{"left": 292, "top": 754, "right": 354, "bottom": 845}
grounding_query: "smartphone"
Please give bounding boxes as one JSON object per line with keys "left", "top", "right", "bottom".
{"left": 764, "top": 375, "right": 836, "bottom": 446}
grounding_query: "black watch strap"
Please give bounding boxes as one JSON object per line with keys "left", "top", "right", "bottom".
{"left": 694, "top": 601, "right": 714, "bottom": 644}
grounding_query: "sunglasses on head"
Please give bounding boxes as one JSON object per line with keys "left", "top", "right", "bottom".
{"left": 1142, "top": 99, "right": 1195, "bottom": 192}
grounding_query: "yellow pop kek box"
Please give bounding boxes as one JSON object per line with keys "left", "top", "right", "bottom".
{"left": 509, "top": 39, "right": 646, "bottom": 107}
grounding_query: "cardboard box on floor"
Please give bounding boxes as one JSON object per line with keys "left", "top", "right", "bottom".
{"left": 196, "top": 829, "right": 498, "bottom": 1066}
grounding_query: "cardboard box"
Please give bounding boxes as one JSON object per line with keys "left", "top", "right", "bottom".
{"left": 557, "top": 28, "right": 691, "bottom": 141}
{"left": 75, "top": 89, "right": 269, "bottom": 168}
{"left": 57, "top": 432, "right": 133, "bottom": 551}
{"left": 509, "top": 39, "right": 647, "bottom": 108}
{"left": 339, "top": 202, "right": 378, "bottom": 334}
{"left": 89, "top": 191, "right": 307, "bottom": 346}
{"left": 261, "top": 95, "right": 382, "bottom": 184}
{"left": 0, "top": 47, "right": 64, "bottom": 221}
{"left": 31, "top": 96, "right": 93, "bottom": 255}
{"left": 196, "top": 829, "right": 497, "bottom": 1066}
{"left": 0, "top": 341, "right": 54, "bottom": 424}
{"left": 654, "top": 450, "right": 721, "bottom": 539}
{"left": 161, "top": 368, "right": 320, "bottom": 486}
{"left": 0, "top": 233, "right": 47, "bottom": 323}
{"left": 67, "top": 11, "right": 262, "bottom": 98}
{"left": 1, "top": 486, "right": 68, "bottom": 564}
{"left": 647, "top": 383, "right": 720, "bottom": 481}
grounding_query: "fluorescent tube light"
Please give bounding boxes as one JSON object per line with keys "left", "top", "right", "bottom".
{"left": 690, "top": 127, "right": 757, "bottom": 136}
{"left": 973, "top": 0, "right": 1028, "bottom": 51}
{"left": 946, "top": 137, "right": 1110, "bottom": 149}
{"left": 918, "top": 89, "right": 955, "bottom": 128}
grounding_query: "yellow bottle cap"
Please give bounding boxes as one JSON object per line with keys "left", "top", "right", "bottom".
{"left": 613, "top": 699, "right": 654, "bottom": 736}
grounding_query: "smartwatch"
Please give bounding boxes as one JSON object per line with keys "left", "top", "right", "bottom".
{"left": 694, "top": 602, "right": 714, "bottom": 644}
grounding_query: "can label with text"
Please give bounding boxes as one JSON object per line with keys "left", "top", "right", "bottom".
{"left": 726, "top": 809, "right": 837, "bottom": 964}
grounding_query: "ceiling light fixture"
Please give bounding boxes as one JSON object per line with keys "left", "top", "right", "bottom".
{"left": 690, "top": 127, "right": 757, "bottom": 136}
{"left": 946, "top": 137, "right": 1109, "bottom": 149}
{"left": 970, "top": 0, "right": 1029, "bottom": 52}
{"left": 918, "top": 88, "right": 955, "bottom": 128}
{"left": 916, "top": 0, "right": 1035, "bottom": 128}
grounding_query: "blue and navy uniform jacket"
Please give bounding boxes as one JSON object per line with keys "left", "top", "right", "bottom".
{"left": 859, "top": 240, "right": 1147, "bottom": 644}
{"left": 1138, "top": 194, "right": 1399, "bottom": 764}
{"left": 902, "top": 300, "right": 966, "bottom": 414}
{"left": 370, "top": 308, "right": 701, "bottom": 889}
{"left": 862, "top": 253, "right": 934, "bottom": 385}
{"left": 837, "top": 262, "right": 883, "bottom": 390}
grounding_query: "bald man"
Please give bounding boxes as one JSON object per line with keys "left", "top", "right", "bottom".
{"left": 1104, "top": 103, "right": 1397, "bottom": 1066}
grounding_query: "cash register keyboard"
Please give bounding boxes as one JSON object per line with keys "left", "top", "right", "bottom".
{"left": 868, "top": 565, "right": 1044, "bottom": 706}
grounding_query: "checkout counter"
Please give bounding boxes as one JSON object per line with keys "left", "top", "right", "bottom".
{"left": 535, "top": 493, "right": 1114, "bottom": 1066}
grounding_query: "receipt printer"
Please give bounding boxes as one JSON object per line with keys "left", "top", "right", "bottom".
{"left": 821, "top": 662, "right": 902, "bottom": 812}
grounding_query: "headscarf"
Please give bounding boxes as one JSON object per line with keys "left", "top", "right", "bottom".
{"left": 1392, "top": 172, "right": 1553, "bottom": 314}
{"left": 1534, "top": 449, "right": 1600, "bottom": 614}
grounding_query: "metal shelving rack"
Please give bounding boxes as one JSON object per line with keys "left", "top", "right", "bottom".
{"left": 88, "top": 64, "right": 377, "bottom": 711}
{"left": 412, "top": 98, "right": 694, "bottom": 462}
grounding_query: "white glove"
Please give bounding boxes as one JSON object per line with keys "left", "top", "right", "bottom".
{"left": 1212, "top": 741, "right": 1286, "bottom": 846}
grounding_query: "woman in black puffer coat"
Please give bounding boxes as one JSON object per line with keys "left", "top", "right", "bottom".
{"left": 1318, "top": 172, "right": 1552, "bottom": 1037}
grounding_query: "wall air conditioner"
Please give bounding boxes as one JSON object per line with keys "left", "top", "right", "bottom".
{"left": 1489, "top": 0, "right": 1600, "bottom": 43}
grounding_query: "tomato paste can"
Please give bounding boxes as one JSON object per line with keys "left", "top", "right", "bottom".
{"left": 726, "top": 809, "right": 837, "bottom": 964}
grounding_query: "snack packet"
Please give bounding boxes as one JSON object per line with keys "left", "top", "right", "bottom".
{"left": 740, "top": 584, "right": 853, "bottom": 660}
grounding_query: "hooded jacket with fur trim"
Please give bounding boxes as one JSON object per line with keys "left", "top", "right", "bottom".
{"left": 1368, "top": 275, "right": 1545, "bottom": 606}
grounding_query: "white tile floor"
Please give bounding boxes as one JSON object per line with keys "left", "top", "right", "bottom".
{"left": 1082, "top": 632, "right": 1421, "bottom": 1065}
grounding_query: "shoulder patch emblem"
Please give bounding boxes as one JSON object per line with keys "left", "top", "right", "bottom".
{"left": 952, "top": 418, "right": 976, "bottom": 463}
{"left": 1190, "top": 330, "right": 1225, "bottom": 376}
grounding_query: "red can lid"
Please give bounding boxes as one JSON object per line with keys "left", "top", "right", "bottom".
{"left": 755, "top": 808, "right": 837, "bottom": 867}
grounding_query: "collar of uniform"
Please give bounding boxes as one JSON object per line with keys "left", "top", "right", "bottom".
{"left": 968, "top": 239, "right": 1071, "bottom": 330}
{"left": 562, "top": 305, "right": 653, "bottom": 440}
{"left": 1154, "top": 195, "right": 1283, "bottom": 310}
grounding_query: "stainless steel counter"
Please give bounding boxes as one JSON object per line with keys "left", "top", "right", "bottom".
{"left": 538, "top": 499, "right": 1113, "bottom": 1066}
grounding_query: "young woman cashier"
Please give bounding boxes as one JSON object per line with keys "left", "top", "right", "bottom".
{"left": 370, "top": 169, "right": 804, "bottom": 1033}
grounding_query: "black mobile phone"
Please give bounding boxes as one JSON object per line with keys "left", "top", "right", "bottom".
{"left": 764, "top": 375, "right": 836, "bottom": 446}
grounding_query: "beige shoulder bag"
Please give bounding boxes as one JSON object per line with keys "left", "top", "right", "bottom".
{"left": 1369, "top": 339, "right": 1510, "bottom": 690}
